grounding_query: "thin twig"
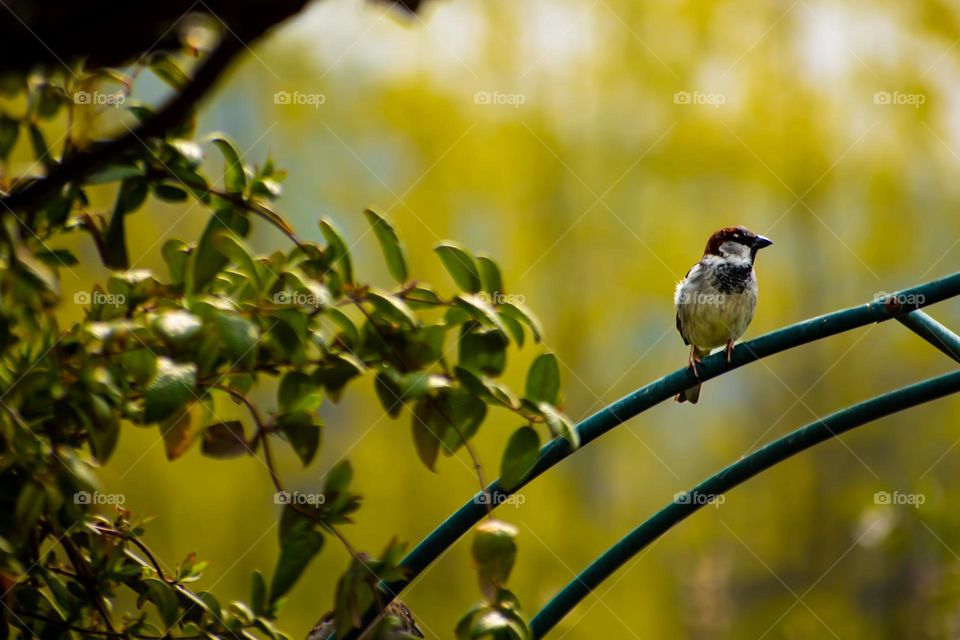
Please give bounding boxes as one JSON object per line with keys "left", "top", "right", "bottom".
{"left": 91, "top": 525, "right": 168, "bottom": 583}
{"left": 58, "top": 534, "right": 117, "bottom": 633}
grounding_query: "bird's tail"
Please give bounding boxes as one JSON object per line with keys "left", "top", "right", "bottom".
{"left": 674, "top": 382, "right": 701, "bottom": 404}
{"left": 675, "top": 346, "right": 707, "bottom": 404}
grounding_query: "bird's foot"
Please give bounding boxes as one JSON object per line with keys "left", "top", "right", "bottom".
{"left": 725, "top": 340, "right": 734, "bottom": 364}
{"left": 688, "top": 348, "right": 702, "bottom": 380}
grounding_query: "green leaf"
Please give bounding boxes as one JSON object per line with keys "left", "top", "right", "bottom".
{"left": 210, "top": 134, "right": 247, "bottom": 194}
{"left": 214, "top": 233, "right": 262, "bottom": 292}
{"left": 278, "top": 371, "right": 323, "bottom": 414}
{"left": 384, "top": 368, "right": 451, "bottom": 401}
{"left": 363, "top": 209, "right": 408, "bottom": 283}
{"left": 472, "top": 520, "right": 518, "bottom": 600}
{"left": 190, "top": 208, "right": 250, "bottom": 292}
{"left": 215, "top": 313, "right": 259, "bottom": 365}
{"left": 459, "top": 329, "right": 508, "bottom": 377}
{"left": 104, "top": 177, "right": 148, "bottom": 269}
{"left": 435, "top": 241, "right": 482, "bottom": 293}
{"left": 374, "top": 371, "right": 403, "bottom": 418}
{"left": 498, "top": 312, "right": 525, "bottom": 347}
{"left": 452, "top": 294, "right": 509, "bottom": 336}
{"left": 145, "top": 358, "right": 196, "bottom": 424}
{"left": 319, "top": 218, "right": 354, "bottom": 283}
{"left": 154, "top": 183, "right": 189, "bottom": 202}
{"left": 500, "top": 427, "right": 540, "bottom": 490}
{"left": 271, "top": 507, "right": 324, "bottom": 602}
{"left": 162, "top": 239, "right": 190, "bottom": 285}
{"left": 15, "top": 481, "right": 45, "bottom": 532}
{"left": 312, "top": 353, "right": 364, "bottom": 402}
{"left": 201, "top": 421, "right": 248, "bottom": 459}
{"left": 167, "top": 138, "right": 204, "bottom": 169}
{"left": 154, "top": 310, "right": 202, "bottom": 345}
{"left": 86, "top": 164, "right": 143, "bottom": 185}
{"left": 322, "top": 307, "right": 359, "bottom": 347}
{"left": 477, "top": 255, "right": 503, "bottom": 295}
{"left": 277, "top": 412, "right": 321, "bottom": 466}
{"left": 28, "top": 123, "right": 53, "bottom": 170}
{"left": 150, "top": 54, "right": 190, "bottom": 90}
{"left": 525, "top": 353, "right": 560, "bottom": 405}
{"left": 0, "top": 114, "right": 19, "bottom": 159}
{"left": 455, "top": 366, "right": 520, "bottom": 410}
{"left": 539, "top": 403, "right": 579, "bottom": 449}
{"left": 35, "top": 248, "right": 78, "bottom": 268}
{"left": 251, "top": 571, "right": 267, "bottom": 617}
{"left": 411, "top": 398, "right": 441, "bottom": 471}
{"left": 143, "top": 578, "right": 179, "bottom": 627}
{"left": 366, "top": 289, "right": 418, "bottom": 330}
{"left": 403, "top": 286, "right": 444, "bottom": 309}
{"left": 85, "top": 409, "right": 120, "bottom": 464}
{"left": 498, "top": 302, "right": 543, "bottom": 343}
{"left": 323, "top": 460, "right": 353, "bottom": 496}
{"left": 439, "top": 393, "right": 486, "bottom": 455}
{"left": 160, "top": 406, "right": 195, "bottom": 460}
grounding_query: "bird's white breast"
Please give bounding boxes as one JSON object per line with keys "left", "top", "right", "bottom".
{"left": 675, "top": 258, "right": 758, "bottom": 351}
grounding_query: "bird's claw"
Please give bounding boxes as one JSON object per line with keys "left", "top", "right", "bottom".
{"left": 688, "top": 348, "right": 702, "bottom": 380}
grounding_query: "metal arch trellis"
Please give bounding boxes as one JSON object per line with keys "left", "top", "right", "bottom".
{"left": 335, "top": 271, "right": 960, "bottom": 640}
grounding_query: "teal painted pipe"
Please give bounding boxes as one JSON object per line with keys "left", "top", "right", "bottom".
{"left": 897, "top": 310, "right": 960, "bottom": 363}
{"left": 335, "top": 271, "right": 960, "bottom": 640}
{"left": 530, "top": 369, "right": 960, "bottom": 637}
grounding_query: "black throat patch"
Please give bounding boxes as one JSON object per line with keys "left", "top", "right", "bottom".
{"left": 711, "top": 261, "right": 753, "bottom": 294}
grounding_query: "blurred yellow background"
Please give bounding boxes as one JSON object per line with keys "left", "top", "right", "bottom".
{"left": 54, "top": 0, "right": 960, "bottom": 637}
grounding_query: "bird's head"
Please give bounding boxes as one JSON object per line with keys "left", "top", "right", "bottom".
{"left": 704, "top": 226, "right": 773, "bottom": 263}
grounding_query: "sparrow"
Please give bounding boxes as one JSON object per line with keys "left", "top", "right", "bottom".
{"left": 674, "top": 226, "right": 772, "bottom": 403}
{"left": 306, "top": 600, "right": 424, "bottom": 640}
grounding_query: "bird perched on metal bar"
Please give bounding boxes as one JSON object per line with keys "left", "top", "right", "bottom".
{"left": 674, "top": 226, "right": 773, "bottom": 403}
{"left": 306, "top": 599, "right": 424, "bottom": 640}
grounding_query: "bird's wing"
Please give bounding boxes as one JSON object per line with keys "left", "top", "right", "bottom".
{"left": 675, "top": 265, "right": 694, "bottom": 345}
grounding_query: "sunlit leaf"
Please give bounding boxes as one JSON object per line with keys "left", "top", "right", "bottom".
{"left": 364, "top": 209, "right": 408, "bottom": 283}
{"left": 500, "top": 427, "right": 540, "bottom": 490}
{"left": 435, "top": 241, "right": 481, "bottom": 293}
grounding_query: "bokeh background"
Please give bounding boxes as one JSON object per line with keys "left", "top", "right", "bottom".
{"left": 50, "top": 0, "right": 960, "bottom": 637}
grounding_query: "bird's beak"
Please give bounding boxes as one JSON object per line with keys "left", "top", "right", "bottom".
{"left": 752, "top": 235, "right": 773, "bottom": 250}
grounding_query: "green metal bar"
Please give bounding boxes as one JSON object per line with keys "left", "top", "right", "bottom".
{"left": 530, "top": 369, "right": 960, "bottom": 637}
{"left": 335, "top": 271, "right": 960, "bottom": 640}
{"left": 897, "top": 310, "right": 960, "bottom": 363}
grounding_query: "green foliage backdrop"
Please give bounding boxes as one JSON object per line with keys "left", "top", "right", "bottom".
{"left": 3, "top": 0, "right": 960, "bottom": 638}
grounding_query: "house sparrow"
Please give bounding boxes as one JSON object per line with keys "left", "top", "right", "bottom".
{"left": 674, "top": 226, "right": 772, "bottom": 403}
{"left": 306, "top": 599, "right": 424, "bottom": 640}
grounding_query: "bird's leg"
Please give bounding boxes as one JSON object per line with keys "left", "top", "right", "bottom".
{"left": 688, "top": 345, "right": 702, "bottom": 379}
{"left": 725, "top": 339, "right": 734, "bottom": 364}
